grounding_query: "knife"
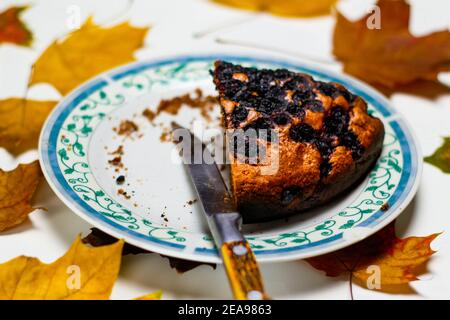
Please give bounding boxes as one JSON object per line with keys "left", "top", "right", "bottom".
{"left": 172, "top": 122, "right": 269, "bottom": 300}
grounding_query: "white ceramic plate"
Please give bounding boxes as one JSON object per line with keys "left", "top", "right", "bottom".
{"left": 39, "top": 53, "right": 421, "bottom": 263}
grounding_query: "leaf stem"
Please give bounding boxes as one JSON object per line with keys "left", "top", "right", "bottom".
{"left": 100, "top": 0, "right": 135, "bottom": 25}
{"left": 349, "top": 272, "right": 354, "bottom": 300}
{"left": 192, "top": 14, "right": 258, "bottom": 38}
{"left": 215, "top": 37, "right": 338, "bottom": 65}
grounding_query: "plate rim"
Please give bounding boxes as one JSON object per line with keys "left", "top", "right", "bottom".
{"left": 38, "top": 52, "right": 422, "bottom": 264}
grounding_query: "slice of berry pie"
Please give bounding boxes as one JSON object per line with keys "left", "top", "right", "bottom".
{"left": 212, "top": 61, "right": 385, "bottom": 223}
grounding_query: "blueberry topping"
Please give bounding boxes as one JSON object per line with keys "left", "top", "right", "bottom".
{"left": 286, "top": 103, "right": 306, "bottom": 118}
{"left": 215, "top": 61, "right": 365, "bottom": 178}
{"left": 231, "top": 105, "right": 249, "bottom": 127}
{"left": 324, "top": 107, "right": 349, "bottom": 136}
{"left": 290, "top": 123, "right": 317, "bottom": 143}
{"left": 272, "top": 113, "right": 290, "bottom": 125}
{"left": 244, "top": 117, "right": 274, "bottom": 141}
{"left": 230, "top": 134, "right": 266, "bottom": 163}
{"left": 281, "top": 187, "right": 302, "bottom": 205}
{"left": 317, "top": 82, "right": 339, "bottom": 97}
{"left": 304, "top": 99, "right": 324, "bottom": 112}
{"left": 341, "top": 131, "right": 364, "bottom": 159}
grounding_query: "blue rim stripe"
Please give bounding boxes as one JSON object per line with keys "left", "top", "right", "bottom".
{"left": 40, "top": 54, "right": 418, "bottom": 258}
{"left": 196, "top": 233, "right": 344, "bottom": 256}
{"left": 358, "top": 119, "right": 415, "bottom": 227}
{"left": 43, "top": 78, "right": 186, "bottom": 250}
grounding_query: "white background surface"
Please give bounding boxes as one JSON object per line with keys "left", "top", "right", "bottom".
{"left": 1, "top": 0, "right": 450, "bottom": 299}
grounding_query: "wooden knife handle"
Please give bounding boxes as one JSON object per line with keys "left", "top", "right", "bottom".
{"left": 220, "top": 241, "right": 269, "bottom": 300}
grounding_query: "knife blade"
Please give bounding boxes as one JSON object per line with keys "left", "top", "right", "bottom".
{"left": 172, "top": 122, "right": 269, "bottom": 300}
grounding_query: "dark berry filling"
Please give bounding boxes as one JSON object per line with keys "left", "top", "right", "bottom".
{"left": 317, "top": 82, "right": 339, "bottom": 97}
{"left": 292, "top": 91, "right": 314, "bottom": 106}
{"left": 281, "top": 187, "right": 302, "bottom": 205}
{"left": 273, "top": 112, "right": 290, "bottom": 125}
{"left": 289, "top": 123, "right": 317, "bottom": 143}
{"left": 287, "top": 106, "right": 364, "bottom": 178}
{"left": 231, "top": 105, "right": 249, "bottom": 127}
{"left": 323, "top": 107, "right": 364, "bottom": 159}
{"left": 320, "top": 161, "right": 333, "bottom": 178}
{"left": 256, "top": 98, "right": 278, "bottom": 114}
{"left": 273, "top": 68, "right": 294, "bottom": 79}
{"left": 304, "top": 99, "right": 324, "bottom": 112}
{"left": 286, "top": 103, "right": 306, "bottom": 118}
{"left": 324, "top": 107, "right": 349, "bottom": 136}
{"left": 315, "top": 138, "right": 334, "bottom": 177}
{"left": 340, "top": 131, "right": 364, "bottom": 158}
{"left": 315, "top": 138, "right": 334, "bottom": 158}
{"left": 230, "top": 134, "right": 266, "bottom": 164}
{"left": 283, "top": 76, "right": 311, "bottom": 91}
{"left": 317, "top": 82, "right": 354, "bottom": 102}
{"left": 215, "top": 61, "right": 318, "bottom": 126}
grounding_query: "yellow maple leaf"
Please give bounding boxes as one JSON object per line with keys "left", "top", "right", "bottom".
{"left": 0, "top": 161, "right": 42, "bottom": 232}
{"left": 0, "top": 98, "right": 57, "bottom": 155}
{"left": 212, "top": 0, "right": 337, "bottom": 18}
{"left": 135, "top": 290, "right": 163, "bottom": 300}
{"left": 30, "top": 17, "right": 149, "bottom": 95}
{"left": 0, "top": 236, "right": 124, "bottom": 299}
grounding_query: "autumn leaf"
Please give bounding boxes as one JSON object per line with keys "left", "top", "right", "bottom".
{"left": 83, "top": 228, "right": 216, "bottom": 273}
{"left": 424, "top": 137, "right": 450, "bottom": 173}
{"left": 212, "top": 0, "right": 337, "bottom": 18}
{"left": 305, "top": 222, "right": 439, "bottom": 292}
{"left": 30, "top": 17, "right": 149, "bottom": 95}
{"left": 0, "top": 236, "right": 123, "bottom": 299}
{"left": 0, "top": 161, "right": 42, "bottom": 232}
{"left": 333, "top": 0, "right": 450, "bottom": 89}
{"left": 0, "top": 6, "right": 32, "bottom": 46}
{"left": 82, "top": 227, "right": 150, "bottom": 255}
{"left": 0, "top": 98, "right": 57, "bottom": 155}
{"left": 135, "top": 290, "right": 163, "bottom": 300}
{"left": 377, "top": 79, "right": 450, "bottom": 99}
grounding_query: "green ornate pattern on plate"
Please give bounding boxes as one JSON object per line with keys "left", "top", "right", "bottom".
{"left": 55, "top": 60, "right": 403, "bottom": 252}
